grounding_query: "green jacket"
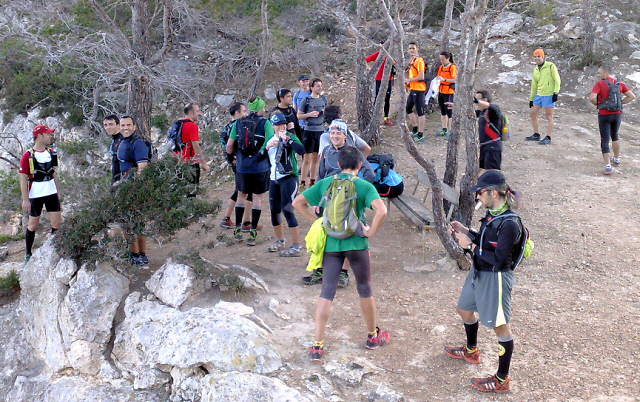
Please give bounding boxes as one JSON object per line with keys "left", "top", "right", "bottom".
{"left": 529, "top": 61, "right": 561, "bottom": 100}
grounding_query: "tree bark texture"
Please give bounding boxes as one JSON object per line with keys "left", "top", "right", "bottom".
{"left": 355, "top": 0, "right": 374, "bottom": 134}
{"left": 127, "top": 75, "right": 153, "bottom": 140}
{"left": 377, "top": 0, "right": 470, "bottom": 270}
{"left": 250, "top": 0, "right": 270, "bottom": 98}
{"left": 582, "top": 0, "right": 595, "bottom": 56}
{"left": 362, "top": 46, "right": 395, "bottom": 145}
{"left": 441, "top": 0, "right": 455, "bottom": 52}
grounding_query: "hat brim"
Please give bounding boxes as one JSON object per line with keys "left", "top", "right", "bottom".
{"left": 469, "top": 183, "right": 488, "bottom": 193}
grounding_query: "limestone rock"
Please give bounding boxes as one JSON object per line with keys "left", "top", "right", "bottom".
{"left": 363, "top": 379, "right": 406, "bottom": 402}
{"left": 18, "top": 238, "right": 70, "bottom": 372}
{"left": 560, "top": 17, "right": 584, "bottom": 39}
{"left": 59, "top": 261, "right": 129, "bottom": 375}
{"left": 323, "top": 357, "right": 379, "bottom": 386}
{"left": 488, "top": 12, "right": 524, "bottom": 38}
{"left": 5, "top": 375, "right": 167, "bottom": 402}
{"left": 264, "top": 87, "right": 277, "bottom": 100}
{"left": 145, "top": 258, "right": 206, "bottom": 308}
{"left": 0, "top": 306, "right": 40, "bottom": 400}
{"left": 169, "top": 366, "right": 206, "bottom": 402}
{"left": 201, "top": 372, "right": 313, "bottom": 402}
{"left": 112, "top": 293, "right": 282, "bottom": 381}
{"left": 214, "top": 94, "right": 234, "bottom": 107}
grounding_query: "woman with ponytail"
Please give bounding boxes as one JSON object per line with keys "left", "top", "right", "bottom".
{"left": 436, "top": 51, "right": 457, "bottom": 137}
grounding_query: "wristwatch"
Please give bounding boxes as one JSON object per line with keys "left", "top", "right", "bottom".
{"left": 466, "top": 243, "right": 473, "bottom": 251}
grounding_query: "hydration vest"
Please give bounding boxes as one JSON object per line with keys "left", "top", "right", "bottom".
{"left": 28, "top": 148, "right": 58, "bottom": 182}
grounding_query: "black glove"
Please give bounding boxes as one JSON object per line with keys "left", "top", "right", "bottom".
{"left": 226, "top": 154, "right": 235, "bottom": 164}
{"left": 529, "top": 100, "right": 534, "bottom": 108}
{"left": 552, "top": 93, "right": 558, "bottom": 102}
{"left": 473, "top": 97, "right": 479, "bottom": 104}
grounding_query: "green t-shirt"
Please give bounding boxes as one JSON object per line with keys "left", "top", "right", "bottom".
{"left": 302, "top": 173, "right": 381, "bottom": 252}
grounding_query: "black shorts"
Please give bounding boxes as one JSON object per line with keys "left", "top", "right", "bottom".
{"left": 479, "top": 147, "right": 502, "bottom": 170}
{"left": 235, "top": 171, "right": 269, "bottom": 195}
{"left": 438, "top": 92, "right": 454, "bottom": 118}
{"left": 29, "top": 193, "right": 61, "bottom": 217}
{"left": 406, "top": 90, "right": 426, "bottom": 117}
{"left": 302, "top": 129, "right": 322, "bottom": 154}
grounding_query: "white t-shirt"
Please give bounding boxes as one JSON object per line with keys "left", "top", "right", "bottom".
{"left": 28, "top": 150, "right": 58, "bottom": 199}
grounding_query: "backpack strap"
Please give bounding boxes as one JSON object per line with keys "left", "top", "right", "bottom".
{"left": 480, "top": 109, "right": 501, "bottom": 146}
{"left": 478, "top": 213, "right": 524, "bottom": 270}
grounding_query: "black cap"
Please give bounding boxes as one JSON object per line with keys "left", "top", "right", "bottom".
{"left": 297, "top": 74, "right": 309, "bottom": 81}
{"left": 469, "top": 170, "right": 506, "bottom": 193}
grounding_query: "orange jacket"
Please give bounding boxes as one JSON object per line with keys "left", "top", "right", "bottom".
{"left": 437, "top": 64, "right": 457, "bottom": 94}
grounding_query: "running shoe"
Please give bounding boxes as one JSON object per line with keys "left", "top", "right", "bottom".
{"left": 268, "top": 239, "right": 286, "bottom": 252}
{"left": 138, "top": 253, "right": 149, "bottom": 265}
{"left": 309, "top": 345, "right": 323, "bottom": 361}
{"left": 365, "top": 327, "right": 391, "bottom": 349}
{"left": 538, "top": 136, "right": 551, "bottom": 145}
{"left": 470, "top": 375, "right": 510, "bottom": 393}
{"left": 605, "top": 165, "right": 613, "bottom": 175}
{"left": 246, "top": 229, "right": 258, "bottom": 246}
{"left": 241, "top": 223, "right": 262, "bottom": 232}
{"left": 443, "top": 345, "right": 481, "bottom": 364}
{"left": 525, "top": 133, "right": 540, "bottom": 141}
{"left": 234, "top": 227, "right": 243, "bottom": 242}
{"left": 302, "top": 269, "right": 323, "bottom": 285}
{"left": 383, "top": 118, "right": 394, "bottom": 126}
{"left": 610, "top": 156, "right": 620, "bottom": 167}
{"left": 413, "top": 134, "right": 425, "bottom": 143}
{"left": 220, "top": 217, "right": 235, "bottom": 229}
{"left": 279, "top": 245, "right": 302, "bottom": 257}
{"left": 435, "top": 129, "right": 447, "bottom": 137}
{"left": 24, "top": 254, "right": 32, "bottom": 264}
{"left": 337, "top": 270, "right": 349, "bottom": 287}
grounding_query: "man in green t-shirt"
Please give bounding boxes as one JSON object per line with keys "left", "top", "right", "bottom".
{"left": 292, "top": 145, "right": 390, "bottom": 362}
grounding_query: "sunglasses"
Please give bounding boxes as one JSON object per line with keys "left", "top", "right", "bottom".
{"left": 475, "top": 188, "right": 490, "bottom": 197}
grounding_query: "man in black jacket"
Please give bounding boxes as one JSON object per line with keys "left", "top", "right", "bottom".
{"left": 445, "top": 170, "right": 523, "bottom": 393}
{"left": 474, "top": 91, "right": 503, "bottom": 174}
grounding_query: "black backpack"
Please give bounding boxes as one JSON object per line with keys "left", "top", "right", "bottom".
{"left": 479, "top": 213, "right": 530, "bottom": 271}
{"left": 599, "top": 80, "right": 623, "bottom": 112}
{"left": 236, "top": 113, "right": 266, "bottom": 156}
{"left": 166, "top": 120, "right": 185, "bottom": 152}
{"left": 120, "top": 135, "right": 154, "bottom": 165}
{"left": 367, "top": 154, "right": 395, "bottom": 180}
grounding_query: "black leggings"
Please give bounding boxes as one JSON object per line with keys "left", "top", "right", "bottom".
{"left": 375, "top": 80, "right": 393, "bottom": 118}
{"left": 320, "top": 249, "right": 372, "bottom": 301}
{"left": 269, "top": 176, "right": 298, "bottom": 228}
{"left": 598, "top": 113, "right": 622, "bottom": 154}
{"left": 438, "top": 92, "right": 454, "bottom": 118}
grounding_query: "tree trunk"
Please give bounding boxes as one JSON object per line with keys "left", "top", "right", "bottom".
{"left": 441, "top": 0, "right": 455, "bottom": 52}
{"left": 362, "top": 46, "right": 394, "bottom": 145}
{"left": 355, "top": 0, "right": 374, "bottom": 133}
{"left": 127, "top": 76, "right": 153, "bottom": 140}
{"left": 250, "top": 0, "right": 269, "bottom": 98}
{"left": 582, "top": 0, "right": 595, "bottom": 56}
{"left": 378, "top": 0, "right": 471, "bottom": 270}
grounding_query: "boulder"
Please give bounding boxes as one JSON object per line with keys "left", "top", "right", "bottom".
{"left": 17, "top": 238, "right": 71, "bottom": 372}
{"left": 112, "top": 293, "right": 282, "bottom": 382}
{"left": 59, "top": 261, "right": 129, "bottom": 375}
{"left": 488, "top": 12, "right": 524, "bottom": 38}
{"left": 145, "top": 258, "right": 206, "bottom": 308}
{"left": 631, "top": 50, "right": 640, "bottom": 60}
{"left": 264, "top": 87, "right": 277, "bottom": 100}
{"left": 200, "top": 372, "right": 313, "bottom": 402}
{"left": 5, "top": 375, "right": 167, "bottom": 402}
{"left": 560, "top": 17, "right": 584, "bottom": 39}
{"left": 169, "top": 366, "right": 206, "bottom": 402}
{"left": 214, "top": 94, "right": 235, "bottom": 107}
{"left": 323, "top": 357, "right": 379, "bottom": 386}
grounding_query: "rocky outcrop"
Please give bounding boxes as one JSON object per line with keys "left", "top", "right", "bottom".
{"left": 145, "top": 258, "right": 206, "bottom": 308}
{"left": 200, "top": 372, "right": 313, "bottom": 402}
{"left": 112, "top": 293, "right": 282, "bottom": 388}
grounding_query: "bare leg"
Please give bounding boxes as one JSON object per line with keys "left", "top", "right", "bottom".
{"left": 612, "top": 140, "right": 620, "bottom": 159}
{"left": 408, "top": 112, "right": 417, "bottom": 128}
{"left": 602, "top": 152, "right": 610, "bottom": 165}
{"left": 243, "top": 200, "right": 253, "bottom": 223}
{"left": 544, "top": 107, "right": 554, "bottom": 137}
{"left": 273, "top": 224, "right": 284, "bottom": 239}
{"left": 359, "top": 296, "right": 377, "bottom": 333}
{"left": 418, "top": 115, "right": 425, "bottom": 133}
{"left": 301, "top": 154, "right": 312, "bottom": 183}
{"left": 289, "top": 226, "right": 300, "bottom": 244}
{"left": 530, "top": 105, "right": 542, "bottom": 133}
{"left": 456, "top": 307, "right": 477, "bottom": 323}
{"left": 314, "top": 297, "right": 333, "bottom": 342}
{"left": 49, "top": 211, "right": 61, "bottom": 229}
{"left": 309, "top": 154, "right": 320, "bottom": 182}
{"left": 27, "top": 216, "right": 41, "bottom": 232}
{"left": 493, "top": 323, "right": 512, "bottom": 338}
{"left": 440, "top": 114, "right": 448, "bottom": 130}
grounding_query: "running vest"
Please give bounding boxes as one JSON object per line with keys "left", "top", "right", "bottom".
{"left": 28, "top": 148, "right": 58, "bottom": 182}
{"left": 438, "top": 64, "right": 457, "bottom": 94}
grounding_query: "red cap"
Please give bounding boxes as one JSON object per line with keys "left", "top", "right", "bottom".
{"left": 32, "top": 124, "right": 55, "bottom": 138}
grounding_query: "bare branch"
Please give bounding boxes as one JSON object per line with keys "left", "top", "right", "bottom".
{"left": 88, "top": 0, "right": 132, "bottom": 53}
{"left": 149, "top": 0, "right": 174, "bottom": 66}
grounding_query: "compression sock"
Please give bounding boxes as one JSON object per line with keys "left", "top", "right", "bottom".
{"left": 417, "top": 132, "right": 424, "bottom": 138}
{"left": 496, "top": 336, "right": 514, "bottom": 380}
{"left": 412, "top": 126, "right": 418, "bottom": 134}
{"left": 251, "top": 207, "right": 262, "bottom": 229}
{"left": 235, "top": 204, "right": 245, "bottom": 229}
{"left": 443, "top": 128, "right": 448, "bottom": 132}
{"left": 25, "top": 229, "right": 35, "bottom": 255}
{"left": 51, "top": 228, "right": 58, "bottom": 234}
{"left": 131, "top": 252, "right": 141, "bottom": 257}
{"left": 464, "top": 319, "right": 479, "bottom": 349}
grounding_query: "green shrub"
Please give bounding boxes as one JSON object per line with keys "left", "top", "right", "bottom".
{"left": 0, "top": 171, "right": 21, "bottom": 212}
{"left": 0, "top": 270, "right": 20, "bottom": 297}
{"left": 56, "top": 139, "right": 99, "bottom": 156}
{"left": 54, "top": 156, "right": 220, "bottom": 263}
{"left": 0, "top": 234, "right": 24, "bottom": 243}
{"left": 151, "top": 114, "right": 169, "bottom": 133}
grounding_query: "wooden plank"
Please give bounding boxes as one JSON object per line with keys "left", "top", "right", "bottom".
{"left": 415, "top": 169, "right": 459, "bottom": 205}
{"left": 392, "top": 195, "right": 433, "bottom": 227}
{"left": 391, "top": 197, "right": 431, "bottom": 230}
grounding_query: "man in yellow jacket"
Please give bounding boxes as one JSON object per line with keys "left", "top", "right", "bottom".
{"left": 526, "top": 49, "right": 561, "bottom": 145}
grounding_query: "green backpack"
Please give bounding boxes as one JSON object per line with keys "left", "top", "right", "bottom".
{"left": 320, "top": 175, "right": 360, "bottom": 239}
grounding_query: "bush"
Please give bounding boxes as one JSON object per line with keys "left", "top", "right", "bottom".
{"left": 151, "top": 114, "right": 169, "bottom": 133}
{"left": 0, "top": 270, "right": 20, "bottom": 297}
{"left": 0, "top": 171, "right": 21, "bottom": 212}
{"left": 0, "top": 234, "right": 24, "bottom": 243}
{"left": 54, "top": 156, "right": 220, "bottom": 263}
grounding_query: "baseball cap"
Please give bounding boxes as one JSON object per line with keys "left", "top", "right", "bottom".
{"left": 32, "top": 124, "right": 55, "bottom": 138}
{"left": 270, "top": 112, "right": 287, "bottom": 126}
{"left": 297, "top": 74, "right": 309, "bottom": 81}
{"left": 469, "top": 170, "right": 506, "bottom": 193}
{"left": 328, "top": 120, "right": 348, "bottom": 135}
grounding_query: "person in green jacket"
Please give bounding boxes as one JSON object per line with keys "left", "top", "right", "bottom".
{"left": 526, "top": 48, "right": 561, "bottom": 145}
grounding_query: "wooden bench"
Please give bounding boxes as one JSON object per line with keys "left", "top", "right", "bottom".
{"left": 388, "top": 169, "right": 459, "bottom": 235}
